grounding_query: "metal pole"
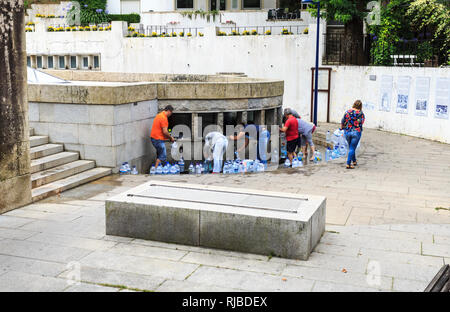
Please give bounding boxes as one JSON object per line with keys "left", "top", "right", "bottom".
{"left": 313, "top": 2, "right": 320, "bottom": 126}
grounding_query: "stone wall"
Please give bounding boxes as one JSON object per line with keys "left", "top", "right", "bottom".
{"left": 328, "top": 66, "right": 450, "bottom": 144}
{"left": 0, "top": 0, "right": 32, "bottom": 213}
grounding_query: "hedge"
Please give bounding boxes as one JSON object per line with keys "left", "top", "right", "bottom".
{"left": 107, "top": 13, "right": 140, "bottom": 24}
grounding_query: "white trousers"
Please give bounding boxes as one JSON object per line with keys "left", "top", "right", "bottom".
{"left": 212, "top": 137, "right": 228, "bottom": 173}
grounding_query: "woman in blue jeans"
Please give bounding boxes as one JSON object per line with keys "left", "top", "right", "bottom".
{"left": 340, "top": 100, "right": 365, "bottom": 169}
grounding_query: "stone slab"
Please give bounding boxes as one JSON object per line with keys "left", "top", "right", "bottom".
{"left": 105, "top": 180, "right": 326, "bottom": 260}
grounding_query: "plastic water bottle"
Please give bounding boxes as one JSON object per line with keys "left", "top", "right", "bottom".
{"left": 326, "top": 130, "right": 331, "bottom": 144}
{"left": 149, "top": 166, "right": 156, "bottom": 175}
{"left": 292, "top": 158, "right": 298, "bottom": 168}
{"left": 163, "top": 163, "right": 170, "bottom": 175}
{"left": 131, "top": 166, "right": 138, "bottom": 175}
{"left": 195, "top": 163, "right": 201, "bottom": 175}
{"left": 119, "top": 163, "right": 127, "bottom": 175}
{"left": 156, "top": 164, "right": 163, "bottom": 175}
{"left": 325, "top": 148, "right": 331, "bottom": 162}
{"left": 178, "top": 157, "right": 185, "bottom": 173}
{"left": 188, "top": 163, "right": 194, "bottom": 174}
{"left": 314, "top": 151, "right": 322, "bottom": 163}
{"left": 284, "top": 159, "right": 291, "bottom": 168}
{"left": 123, "top": 162, "right": 130, "bottom": 174}
{"left": 169, "top": 164, "right": 177, "bottom": 175}
{"left": 339, "top": 144, "right": 347, "bottom": 156}
{"left": 298, "top": 157, "right": 303, "bottom": 167}
{"left": 271, "top": 148, "right": 279, "bottom": 165}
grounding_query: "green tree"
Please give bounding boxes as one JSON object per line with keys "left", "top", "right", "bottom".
{"left": 407, "top": 0, "right": 450, "bottom": 64}
{"left": 308, "top": 0, "right": 372, "bottom": 65}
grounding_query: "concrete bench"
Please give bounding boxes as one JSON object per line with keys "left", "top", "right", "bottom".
{"left": 105, "top": 181, "right": 326, "bottom": 260}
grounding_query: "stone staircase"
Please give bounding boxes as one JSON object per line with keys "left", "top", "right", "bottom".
{"left": 30, "top": 128, "right": 112, "bottom": 202}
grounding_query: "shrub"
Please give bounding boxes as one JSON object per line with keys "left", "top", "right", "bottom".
{"left": 107, "top": 13, "right": 141, "bottom": 24}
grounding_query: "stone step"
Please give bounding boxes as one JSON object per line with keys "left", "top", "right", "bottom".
{"left": 29, "top": 128, "right": 34, "bottom": 136}
{"left": 31, "top": 160, "right": 96, "bottom": 189}
{"left": 30, "top": 135, "right": 49, "bottom": 148}
{"left": 30, "top": 144, "right": 64, "bottom": 160}
{"left": 30, "top": 152, "right": 79, "bottom": 174}
{"left": 31, "top": 167, "right": 112, "bottom": 202}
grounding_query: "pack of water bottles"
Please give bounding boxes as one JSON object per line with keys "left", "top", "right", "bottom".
{"left": 119, "top": 162, "right": 138, "bottom": 175}
{"left": 149, "top": 157, "right": 185, "bottom": 175}
{"left": 187, "top": 160, "right": 213, "bottom": 175}
{"left": 222, "top": 158, "right": 266, "bottom": 174}
{"left": 325, "top": 129, "right": 349, "bottom": 161}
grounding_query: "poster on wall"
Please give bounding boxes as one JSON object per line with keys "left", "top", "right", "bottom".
{"left": 396, "top": 76, "right": 411, "bottom": 114}
{"left": 435, "top": 77, "right": 450, "bottom": 119}
{"left": 414, "top": 77, "right": 430, "bottom": 116}
{"left": 380, "top": 75, "right": 393, "bottom": 112}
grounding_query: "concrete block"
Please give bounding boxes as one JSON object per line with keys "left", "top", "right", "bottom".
{"left": 105, "top": 181, "right": 326, "bottom": 260}
{"left": 48, "top": 123, "right": 79, "bottom": 144}
{"left": 29, "top": 102, "right": 40, "bottom": 122}
{"left": 29, "top": 122, "right": 49, "bottom": 136}
{"left": 131, "top": 100, "right": 152, "bottom": 121}
{"left": 88, "top": 105, "right": 114, "bottom": 125}
{"left": 0, "top": 174, "right": 32, "bottom": 214}
{"left": 113, "top": 104, "right": 132, "bottom": 125}
{"left": 53, "top": 104, "right": 89, "bottom": 124}
{"left": 112, "top": 124, "right": 125, "bottom": 146}
{"left": 84, "top": 145, "right": 116, "bottom": 167}
{"left": 79, "top": 124, "right": 112, "bottom": 146}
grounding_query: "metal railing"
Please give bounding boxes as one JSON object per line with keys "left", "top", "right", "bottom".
{"left": 145, "top": 26, "right": 204, "bottom": 37}
{"left": 323, "top": 33, "right": 448, "bottom": 66}
{"left": 217, "top": 25, "right": 309, "bottom": 36}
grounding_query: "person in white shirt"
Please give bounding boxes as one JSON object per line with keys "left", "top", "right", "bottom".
{"left": 204, "top": 131, "right": 228, "bottom": 173}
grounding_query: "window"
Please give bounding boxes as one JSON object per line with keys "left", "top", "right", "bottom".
{"left": 70, "top": 56, "right": 77, "bottom": 69}
{"left": 177, "top": 0, "right": 193, "bottom": 9}
{"left": 47, "top": 56, "right": 53, "bottom": 69}
{"left": 93, "top": 55, "right": 100, "bottom": 69}
{"left": 82, "top": 56, "right": 89, "bottom": 69}
{"left": 59, "top": 56, "right": 65, "bottom": 69}
{"left": 37, "top": 56, "right": 42, "bottom": 68}
{"left": 243, "top": 0, "right": 260, "bottom": 9}
{"left": 232, "top": 0, "right": 238, "bottom": 9}
{"left": 27, "top": 56, "right": 31, "bottom": 67}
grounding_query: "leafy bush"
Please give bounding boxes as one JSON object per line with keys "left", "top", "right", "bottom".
{"left": 107, "top": 13, "right": 141, "bottom": 24}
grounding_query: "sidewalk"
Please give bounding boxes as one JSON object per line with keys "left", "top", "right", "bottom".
{"left": 0, "top": 126, "right": 449, "bottom": 291}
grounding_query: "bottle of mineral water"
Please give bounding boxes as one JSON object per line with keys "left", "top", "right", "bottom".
{"left": 169, "top": 164, "right": 177, "bottom": 175}
{"left": 292, "top": 158, "right": 298, "bottom": 168}
{"left": 284, "top": 159, "right": 291, "bottom": 168}
{"left": 131, "top": 165, "right": 138, "bottom": 175}
{"left": 156, "top": 164, "right": 163, "bottom": 175}
{"left": 339, "top": 144, "right": 347, "bottom": 156}
{"left": 188, "top": 163, "right": 194, "bottom": 174}
{"left": 163, "top": 163, "right": 170, "bottom": 175}
{"left": 124, "top": 162, "right": 131, "bottom": 174}
{"left": 150, "top": 166, "right": 156, "bottom": 175}
{"left": 119, "top": 163, "right": 127, "bottom": 175}
{"left": 195, "top": 163, "right": 201, "bottom": 175}
{"left": 325, "top": 148, "right": 331, "bottom": 162}
{"left": 178, "top": 157, "right": 185, "bottom": 173}
{"left": 298, "top": 157, "right": 303, "bottom": 167}
{"left": 326, "top": 130, "right": 331, "bottom": 144}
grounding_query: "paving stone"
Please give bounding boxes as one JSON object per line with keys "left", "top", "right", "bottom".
{"left": 0, "top": 254, "right": 68, "bottom": 277}
{"left": 0, "top": 228, "right": 38, "bottom": 240}
{"left": 0, "top": 216, "right": 34, "bottom": 229}
{"left": 156, "top": 279, "right": 245, "bottom": 292}
{"left": 392, "top": 278, "right": 429, "bottom": 292}
{"left": 108, "top": 242, "right": 188, "bottom": 261}
{"left": 367, "top": 259, "right": 442, "bottom": 282}
{"left": 187, "top": 266, "right": 315, "bottom": 292}
{"left": 422, "top": 242, "right": 450, "bottom": 258}
{"left": 79, "top": 250, "right": 199, "bottom": 281}
{"left": 356, "top": 228, "right": 433, "bottom": 243}
{"left": 358, "top": 248, "right": 444, "bottom": 267}
{"left": 26, "top": 233, "right": 117, "bottom": 251}
{"left": 64, "top": 282, "right": 119, "bottom": 292}
{"left": 313, "top": 244, "right": 361, "bottom": 257}
{"left": 269, "top": 252, "right": 368, "bottom": 274}
{"left": 312, "top": 280, "right": 384, "bottom": 292}
{"left": 181, "top": 252, "right": 286, "bottom": 275}
{"left": 58, "top": 266, "right": 165, "bottom": 291}
{"left": 434, "top": 235, "right": 450, "bottom": 246}
{"left": 282, "top": 264, "right": 393, "bottom": 290}
{"left": 0, "top": 271, "right": 69, "bottom": 292}
{"left": 0, "top": 239, "right": 92, "bottom": 263}
{"left": 4, "top": 209, "right": 82, "bottom": 222}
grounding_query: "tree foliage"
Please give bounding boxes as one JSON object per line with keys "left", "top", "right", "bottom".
{"left": 307, "top": 0, "right": 372, "bottom": 24}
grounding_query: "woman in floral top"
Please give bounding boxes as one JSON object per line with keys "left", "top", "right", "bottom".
{"left": 340, "top": 100, "right": 365, "bottom": 169}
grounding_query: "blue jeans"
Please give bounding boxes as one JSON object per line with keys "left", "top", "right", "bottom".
{"left": 151, "top": 138, "right": 167, "bottom": 162}
{"left": 345, "top": 130, "right": 361, "bottom": 165}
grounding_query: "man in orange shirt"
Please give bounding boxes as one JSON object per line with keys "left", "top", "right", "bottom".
{"left": 150, "top": 105, "right": 175, "bottom": 168}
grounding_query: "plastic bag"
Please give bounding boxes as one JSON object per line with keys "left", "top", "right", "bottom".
{"left": 171, "top": 141, "right": 181, "bottom": 160}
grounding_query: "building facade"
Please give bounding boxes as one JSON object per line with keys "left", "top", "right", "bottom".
{"left": 108, "top": 0, "right": 278, "bottom": 14}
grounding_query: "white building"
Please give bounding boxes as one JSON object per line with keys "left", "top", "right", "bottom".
{"left": 108, "top": 0, "right": 278, "bottom": 14}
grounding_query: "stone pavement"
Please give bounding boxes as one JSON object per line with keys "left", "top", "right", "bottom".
{"left": 0, "top": 125, "right": 449, "bottom": 291}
